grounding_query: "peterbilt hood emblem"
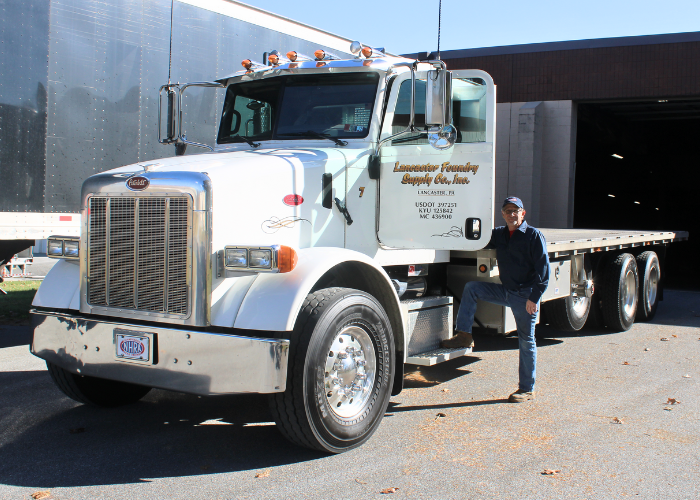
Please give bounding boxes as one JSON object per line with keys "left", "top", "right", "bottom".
{"left": 126, "top": 176, "right": 149, "bottom": 191}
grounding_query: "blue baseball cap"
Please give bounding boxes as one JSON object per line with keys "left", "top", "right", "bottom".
{"left": 502, "top": 196, "right": 524, "bottom": 209}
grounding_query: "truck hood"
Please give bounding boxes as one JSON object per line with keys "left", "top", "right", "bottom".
{"left": 85, "top": 147, "right": 368, "bottom": 250}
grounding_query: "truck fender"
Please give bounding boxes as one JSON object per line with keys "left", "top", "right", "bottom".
{"left": 233, "top": 247, "right": 405, "bottom": 342}
{"left": 32, "top": 260, "right": 81, "bottom": 310}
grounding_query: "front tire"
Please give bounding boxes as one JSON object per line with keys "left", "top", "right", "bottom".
{"left": 635, "top": 251, "right": 660, "bottom": 322}
{"left": 269, "top": 288, "right": 395, "bottom": 453}
{"left": 601, "top": 253, "right": 639, "bottom": 332}
{"left": 46, "top": 362, "right": 151, "bottom": 407}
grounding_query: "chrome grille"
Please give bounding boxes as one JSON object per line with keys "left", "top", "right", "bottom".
{"left": 87, "top": 196, "right": 191, "bottom": 316}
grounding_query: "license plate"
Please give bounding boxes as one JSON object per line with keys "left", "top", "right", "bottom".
{"left": 115, "top": 329, "right": 152, "bottom": 364}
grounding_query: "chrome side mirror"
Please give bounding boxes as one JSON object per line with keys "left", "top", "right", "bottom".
{"left": 425, "top": 68, "right": 454, "bottom": 150}
{"left": 428, "top": 124, "right": 457, "bottom": 150}
{"left": 425, "top": 69, "right": 452, "bottom": 128}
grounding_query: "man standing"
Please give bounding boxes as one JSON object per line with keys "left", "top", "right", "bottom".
{"left": 442, "top": 196, "right": 549, "bottom": 403}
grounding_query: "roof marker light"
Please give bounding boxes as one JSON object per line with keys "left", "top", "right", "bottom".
{"left": 286, "top": 51, "right": 313, "bottom": 63}
{"left": 611, "top": 154, "right": 623, "bottom": 159}
{"left": 241, "top": 59, "right": 266, "bottom": 73}
{"left": 361, "top": 46, "right": 386, "bottom": 59}
{"left": 268, "top": 50, "right": 290, "bottom": 66}
{"left": 314, "top": 49, "right": 341, "bottom": 61}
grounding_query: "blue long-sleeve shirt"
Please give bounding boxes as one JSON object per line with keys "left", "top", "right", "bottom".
{"left": 488, "top": 221, "right": 550, "bottom": 303}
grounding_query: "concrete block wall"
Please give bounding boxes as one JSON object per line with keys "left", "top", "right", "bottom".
{"left": 494, "top": 100, "right": 577, "bottom": 228}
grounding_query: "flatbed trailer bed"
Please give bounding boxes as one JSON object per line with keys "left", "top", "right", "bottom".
{"left": 541, "top": 228, "right": 689, "bottom": 257}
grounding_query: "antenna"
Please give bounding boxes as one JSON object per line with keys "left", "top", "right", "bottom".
{"left": 437, "top": 0, "right": 442, "bottom": 60}
{"left": 168, "top": 0, "right": 174, "bottom": 83}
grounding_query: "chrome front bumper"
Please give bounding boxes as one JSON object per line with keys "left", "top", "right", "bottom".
{"left": 31, "top": 309, "right": 289, "bottom": 396}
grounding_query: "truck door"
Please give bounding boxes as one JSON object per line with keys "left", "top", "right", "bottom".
{"left": 377, "top": 70, "right": 495, "bottom": 250}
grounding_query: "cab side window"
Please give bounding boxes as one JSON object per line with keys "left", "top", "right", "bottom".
{"left": 389, "top": 76, "right": 487, "bottom": 145}
{"left": 390, "top": 79, "right": 428, "bottom": 145}
{"left": 452, "top": 77, "right": 486, "bottom": 143}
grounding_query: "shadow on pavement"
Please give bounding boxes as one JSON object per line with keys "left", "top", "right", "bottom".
{"left": 0, "top": 325, "right": 31, "bottom": 348}
{"left": 403, "top": 356, "right": 478, "bottom": 388}
{"left": 386, "top": 398, "right": 509, "bottom": 414}
{"left": 0, "top": 371, "right": 324, "bottom": 488}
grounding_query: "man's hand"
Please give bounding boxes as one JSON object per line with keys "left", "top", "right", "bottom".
{"left": 526, "top": 300, "right": 538, "bottom": 315}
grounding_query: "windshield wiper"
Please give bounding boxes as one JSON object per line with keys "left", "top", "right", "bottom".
{"left": 231, "top": 134, "right": 260, "bottom": 148}
{"left": 278, "top": 131, "right": 348, "bottom": 147}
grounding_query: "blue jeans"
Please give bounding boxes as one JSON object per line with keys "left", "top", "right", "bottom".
{"left": 456, "top": 281, "right": 538, "bottom": 392}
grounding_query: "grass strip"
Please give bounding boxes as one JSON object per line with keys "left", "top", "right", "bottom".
{"left": 0, "top": 280, "right": 42, "bottom": 323}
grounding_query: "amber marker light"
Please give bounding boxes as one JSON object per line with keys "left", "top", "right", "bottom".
{"left": 361, "top": 46, "right": 373, "bottom": 58}
{"left": 286, "top": 51, "right": 298, "bottom": 62}
{"left": 278, "top": 246, "right": 298, "bottom": 273}
{"left": 314, "top": 49, "right": 326, "bottom": 60}
{"left": 241, "top": 59, "right": 253, "bottom": 69}
{"left": 268, "top": 53, "right": 279, "bottom": 65}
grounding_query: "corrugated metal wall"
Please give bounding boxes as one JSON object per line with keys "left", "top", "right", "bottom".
{"left": 2, "top": 0, "right": 350, "bottom": 214}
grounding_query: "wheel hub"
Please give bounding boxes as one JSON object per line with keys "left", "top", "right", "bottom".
{"left": 622, "top": 268, "right": 637, "bottom": 317}
{"left": 324, "top": 325, "right": 376, "bottom": 418}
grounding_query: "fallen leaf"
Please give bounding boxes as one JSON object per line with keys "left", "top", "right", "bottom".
{"left": 622, "top": 361, "right": 630, "bottom": 365}
{"left": 683, "top": 375, "right": 691, "bottom": 378}
{"left": 435, "top": 412, "right": 447, "bottom": 420}
{"left": 612, "top": 417, "right": 624, "bottom": 424}
{"left": 31, "top": 493, "right": 51, "bottom": 500}
{"left": 441, "top": 388, "right": 450, "bottom": 393}
{"left": 667, "top": 398, "right": 681, "bottom": 405}
{"left": 355, "top": 479, "right": 367, "bottom": 485}
{"left": 664, "top": 407, "right": 673, "bottom": 411}
{"left": 672, "top": 335, "right": 678, "bottom": 338}
{"left": 69, "top": 427, "right": 85, "bottom": 434}
{"left": 660, "top": 338, "right": 670, "bottom": 341}
{"left": 255, "top": 470, "right": 270, "bottom": 478}
{"left": 644, "top": 348, "right": 651, "bottom": 351}
{"left": 542, "top": 469, "right": 561, "bottom": 475}
{"left": 380, "top": 487, "right": 399, "bottom": 494}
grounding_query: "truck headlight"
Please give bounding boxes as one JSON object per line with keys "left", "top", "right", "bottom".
{"left": 221, "top": 245, "right": 297, "bottom": 273}
{"left": 249, "top": 249, "right": 272, "bottom": 268}
{"left": 225, "top": 248, "right": 248, "bottom": 267}
{"left": 47, "top": 236, "right": 80, "bottom": 260}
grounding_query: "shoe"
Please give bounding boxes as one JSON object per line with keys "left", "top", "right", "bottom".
{"left": 440, "top": 331, "right": 474, "bottom": 349}
{"left": 508, "top": 390, "right": 534, "bottom": 403}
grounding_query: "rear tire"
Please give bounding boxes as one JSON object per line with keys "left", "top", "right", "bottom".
{"left": 46, "top": 362, "right": 151, "bottom": 407}
{"left": 635, "top": 251, "right": 660, "bottom": 322}
{"left": 541, "top": 294, "right": 590, "bottom": 331}
{"left": 601, "top": 253, "right": 639, "bottom": 332}
{"left": 269, "top": 288, "right": 395, "bottom": 453}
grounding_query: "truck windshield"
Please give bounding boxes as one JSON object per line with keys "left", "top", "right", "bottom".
{"left": 217, "top": 73, "right": 379, "bottom": 145}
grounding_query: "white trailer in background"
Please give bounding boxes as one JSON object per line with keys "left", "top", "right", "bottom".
{"left": 29, "top": 31, "right": 687, "bottom": 453}
{"left": 0, "top": 0, "right": 358, "bottom": 265}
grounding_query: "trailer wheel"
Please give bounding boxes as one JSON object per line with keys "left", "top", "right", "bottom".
{"left": 635, "top": 251, "right": 660, "bottom": 322}
{"left": 601, "top": 253, "right": 639, "bottom": 332}
{"left": 269, "top": 287, "right": 395, "bottom": 453}
{"left": 542, "top": 294, "right": 590, "bottom": 331}
{"left": 46, "top": 362, "right": 151, "bottom": 407}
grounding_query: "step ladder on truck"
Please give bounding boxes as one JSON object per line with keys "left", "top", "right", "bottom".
{"left": 30, "top": 41, "right": 688, "bottom": 453}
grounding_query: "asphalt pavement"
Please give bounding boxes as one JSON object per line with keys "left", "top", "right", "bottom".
{"left": 1, "top": 290, "right": 698, "bottom": 500}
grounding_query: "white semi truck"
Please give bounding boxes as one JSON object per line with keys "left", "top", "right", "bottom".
{"left": 30, "top": 43, "right": 688, "bottom": 453}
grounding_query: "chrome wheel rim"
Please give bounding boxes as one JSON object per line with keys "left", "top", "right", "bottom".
{"left": 324, "top": 325, "right": 376, "bottom": 418}
{"left": 571, "top": 295, "right": 590, "bottom": 319}
{"left": 646, "top": 265, "right": 659, "bottom": 308}
{"left": 622, "top": 268, "right": 637, "bottom": 318}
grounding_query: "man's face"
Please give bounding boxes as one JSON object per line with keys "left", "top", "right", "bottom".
{"left": 502, "top": 203, "right": 526, "bottom": 229}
